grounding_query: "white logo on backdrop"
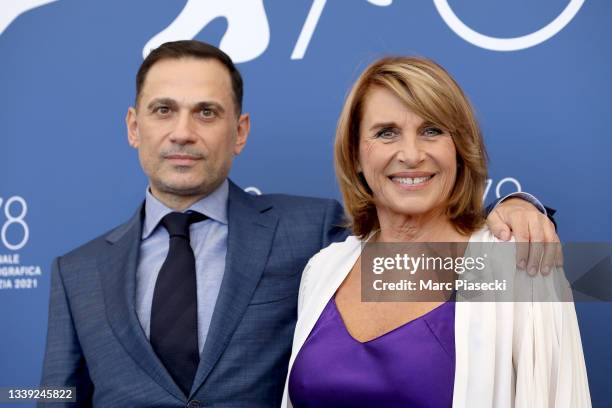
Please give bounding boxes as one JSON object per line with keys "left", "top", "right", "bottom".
{"left": 142, "top": 0, "right": 270, "bottom": 63}
{"left": 244, "top": 187, "right": 263, "bottom": 196}
{"left": 484, "top": 178, "right": 522, "bottom": 201}
{"left": 0, "top": 0, "right": 59, "bottom": 36}
{"left": 0, "top": 0, "right": 584, "bottom": 57}
{"left": 0, "top": 196, "right": 28, "bottom": 251}
{"left": 293, "top": 0, "right": 585, "bottom": 58}
{"left": 292, "top": 0, "right": 390, "bottom": 59}
{"left": 431, "top": 0, "right": 585, "bottom": 52}
{"left": 145, "top": 0, "right": 584, "bottom": 62}
{"left": 0, "top": 196, "right": 40, "bottom": 291}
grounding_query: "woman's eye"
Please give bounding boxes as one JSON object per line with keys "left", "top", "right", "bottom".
{"left": 375, "top": 128, "right": 397, "bottom": 139}
{"left": 422, "top": 127, "right": 443, "bottom": 137}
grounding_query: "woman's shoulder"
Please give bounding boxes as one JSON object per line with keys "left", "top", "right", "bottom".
{"left": 300, "top": 235, "right": 361, "bottom": 284}
{"left": 310, "top": 235, "right": 362, "bottom": 264}
{"left": 297, "top": 235, "right": 362, "bottom": 310}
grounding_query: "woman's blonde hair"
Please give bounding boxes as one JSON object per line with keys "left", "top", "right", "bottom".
{"left": 334, "top": 56, "right": 488, "bottom": 238}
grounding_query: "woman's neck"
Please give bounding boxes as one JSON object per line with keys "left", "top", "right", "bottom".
{"left": 376, "top": 208, "right": 467, "bottom": 243}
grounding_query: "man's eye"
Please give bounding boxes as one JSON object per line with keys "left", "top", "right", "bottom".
{"left": 154, "top": 106, "right": 171, "bottom": 115}
{"left": 200, "top": 108, "right": 215, "bottom": 118}
{"left": 422, "top": 127, "right": 443, "bottom": 137}
{"left": 375, "top": 128, "right": 397, "bottom": 139}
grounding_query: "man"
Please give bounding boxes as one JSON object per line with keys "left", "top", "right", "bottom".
{"left": 41, "top": 40, "right": 558, "bottom": 407}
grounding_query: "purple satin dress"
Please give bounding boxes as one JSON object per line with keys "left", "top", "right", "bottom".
{"left": 289, "top": 298, "right": 455, "bottom": 407}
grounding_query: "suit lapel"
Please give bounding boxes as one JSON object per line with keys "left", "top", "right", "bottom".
{"left": 190, "top": 182, "right": 278, "bottom": 395}
{"left": 98, "top": 205, "right": 185, "bottom": 401}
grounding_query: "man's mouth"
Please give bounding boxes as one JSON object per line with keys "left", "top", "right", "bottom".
{"left": 164, "top": 154, "right": 203, "bottom": 165}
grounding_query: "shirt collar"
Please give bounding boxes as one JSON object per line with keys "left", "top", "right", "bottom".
{"left": 142, "top": 179, "right": 229, "bottom": 239}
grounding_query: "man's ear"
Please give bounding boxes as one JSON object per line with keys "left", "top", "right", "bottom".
{"left": 233, "top": 113, "right": 250, "bottom": 155}
{"left": 126, "top": 107, "right": 140, "bottom": 148}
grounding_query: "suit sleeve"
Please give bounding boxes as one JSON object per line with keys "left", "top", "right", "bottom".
{"left": 321, "top": 199, "right": 349, "bottom": 247}
{"left": 485, "top": 193, "right": 557, "bottom": 230}
{"left": 40, "top": 257, "right": 93, "bottom": 407}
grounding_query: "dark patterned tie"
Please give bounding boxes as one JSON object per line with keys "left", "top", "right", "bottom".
{"left": 150, "top": 211, "right": 207, "bottom": 395}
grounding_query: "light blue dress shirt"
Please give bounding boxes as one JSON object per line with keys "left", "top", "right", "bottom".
{"left": 135, "top": 180, "right": 228, "bottom": 353}
{"left": 497, "top": 191, "right": 547, "bottom": 215}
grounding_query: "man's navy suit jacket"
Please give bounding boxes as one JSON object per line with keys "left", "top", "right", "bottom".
{"left": 41, "top": 181, "right": 346, "bottom": 407}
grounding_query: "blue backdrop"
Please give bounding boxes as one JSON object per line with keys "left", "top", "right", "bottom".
{"left": 1, "top": 0, "right": 611, "bottom": 406}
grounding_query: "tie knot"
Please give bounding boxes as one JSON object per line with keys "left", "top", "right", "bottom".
{"left": 161, "top": 211, "right": 207, "bottom": 239}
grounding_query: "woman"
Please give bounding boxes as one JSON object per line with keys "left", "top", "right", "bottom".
{"left": 281, "top": 57, "right": 590, "bottom": 407}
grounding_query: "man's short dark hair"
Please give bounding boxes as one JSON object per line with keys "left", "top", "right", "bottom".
{"left": 136, "top": 40, "right": 244, "bottom": 114}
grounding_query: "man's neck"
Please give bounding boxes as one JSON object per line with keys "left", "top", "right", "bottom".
{"left": 149, "top": 188, "right": 211, "bottom": 212}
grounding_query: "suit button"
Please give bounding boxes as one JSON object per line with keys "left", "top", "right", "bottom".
{"left": 187, "top": 401, "right": 201, "bottom": 408}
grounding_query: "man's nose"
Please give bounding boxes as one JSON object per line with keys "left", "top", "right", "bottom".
{"left": 396, "top": 134, "right": 425, "bottom": 167}
{"left": 169, "top": 112, "right": 198, "bottom": 144}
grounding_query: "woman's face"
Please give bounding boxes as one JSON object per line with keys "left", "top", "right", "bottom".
{"left": 358, "top": 86, "right": 458, "bottom": 220}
